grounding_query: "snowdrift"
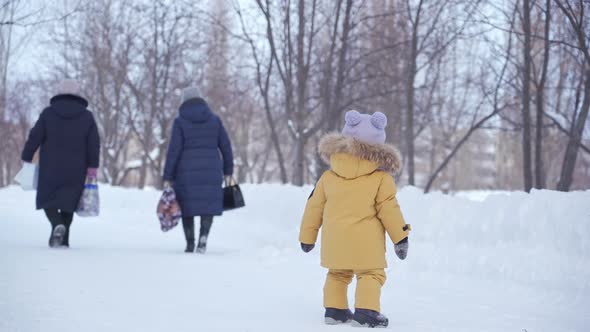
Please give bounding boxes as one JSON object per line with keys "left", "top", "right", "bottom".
{"left": 0, "top": 184, "right": 588, "bottom": 332}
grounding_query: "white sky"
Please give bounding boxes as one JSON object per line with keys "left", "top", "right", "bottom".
{"left": 6, "top": 0, "right": 259, "bottom": 82}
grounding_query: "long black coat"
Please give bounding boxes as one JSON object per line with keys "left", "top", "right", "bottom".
{"left": 163, "top": 98, "right": 233, "bottom": 217}
{"left": 21, "top": 94, "right": 100, "bottom": 212}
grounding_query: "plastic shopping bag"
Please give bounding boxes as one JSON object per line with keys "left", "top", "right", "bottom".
{"left": 76, "top": 181, "right": 100, "bottom": 217}
{"left": 14, "top": 163, "right": 39, "bottom": 191}
{"left": 157, "top": 187, "right": 182, "bottom": 232}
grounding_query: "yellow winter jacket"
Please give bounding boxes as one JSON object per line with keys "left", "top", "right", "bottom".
{"left": 299, "top": 134, "right": 411, "bottom": 270}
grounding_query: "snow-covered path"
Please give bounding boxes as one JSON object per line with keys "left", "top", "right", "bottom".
{"left": 1, "top": 185, "right": 589, "bottom": 332}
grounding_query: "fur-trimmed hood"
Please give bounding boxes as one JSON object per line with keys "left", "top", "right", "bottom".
{"left": 319, "top": 133, "right": 402, "bottom": 177}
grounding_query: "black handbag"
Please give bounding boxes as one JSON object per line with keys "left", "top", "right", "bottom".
{"left": 223, "top": 178, "right": 245, "bottom": 210}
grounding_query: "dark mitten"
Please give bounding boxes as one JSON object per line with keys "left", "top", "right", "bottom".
{"left": 394, "top": 237, "right": 409, "bottom": 260}
{"left": 301, "top": 242, "right": 315, "bottom": 253}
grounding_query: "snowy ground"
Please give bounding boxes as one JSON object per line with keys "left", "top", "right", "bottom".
{"left": 0, "top": 184, "right": 589, "bottom": 332}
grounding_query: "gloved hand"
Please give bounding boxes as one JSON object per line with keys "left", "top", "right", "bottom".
{"left": 86, "top": 168, "right": 98, "bottom": 182}
{"left": 394, "top": 237, "right": 409, "bottom": 260}
{"left": 300, "top": 242, "right": 315, "bottom": 253}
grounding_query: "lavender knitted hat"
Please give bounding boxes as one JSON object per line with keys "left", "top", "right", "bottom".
{"left": 341, "top": 110, "right": 387, "bottom": 145}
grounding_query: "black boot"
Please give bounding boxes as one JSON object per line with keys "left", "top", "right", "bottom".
{"left": 352, "top": 309, "right": 388, "bottom": 328}
{"left": 185, "top": 242, "right": 195, "bottom": 253}
{"left": 62, "top": 226, "right": 70, "bottom": 248}
{"left": 62, "top": 212, "right": 73, "bottom": 248}
{"left": 197, "top": 216, "right": 213, "bottom": 254}
{"left": 325, "top": 308, "right": 353, "bottom": 325}
{"left": 196, "top": 235, "right": 208, "bottom": 254}
{"left": 48, "top": 225, "right": 55, "bottom": 247}
{"left": 45, "top": 209, "right": 65, "bottom": 248}
{"left": 49, "top": 224, "right": 67, "bottom": 248}
{"left": 182, "top": 217, "right": 195, "bottom": 253}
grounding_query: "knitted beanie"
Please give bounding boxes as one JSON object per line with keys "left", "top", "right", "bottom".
{"left": 181, "top": 86, "right": 201, "bottom": 103}
{"left": 341, "top": 110, "right": 387, "bottom": 145}
{"left": 56, "top": 79, "right": 83, "bottom": 98}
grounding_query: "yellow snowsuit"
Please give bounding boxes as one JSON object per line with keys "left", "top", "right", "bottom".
{"left": 299, "top": 134, "right": 410, "bottom": 312}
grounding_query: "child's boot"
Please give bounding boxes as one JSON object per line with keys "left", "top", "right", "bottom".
{"left": 352, "top": 309, "right": 388, "bottom": 328}
{"left": 324, "top": 308, "right": 353, "bottom": 325}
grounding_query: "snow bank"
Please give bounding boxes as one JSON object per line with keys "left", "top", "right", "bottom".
{"left": 2, "top": 184, "right": 589, "bottom": 289}
{"left": 398, "top": 187, "right": 590, "bottom": 290}
{"left": 231, "top": 184, "right": 590, "bottom": 292}
{"left": 1, "top": 184, "right": 589, "bottom": 331}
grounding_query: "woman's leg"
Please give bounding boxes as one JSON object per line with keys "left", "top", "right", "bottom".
{"left": 60, "top": 211, "right": 74, "bottom": 247}
{"left": 44, "top": 209, "right": 66, "bottom": 248}
{"left": 44, "top": 208, "right": 61, "bottom": 229}
{"left": 182, "top": 216, "right": 195, "bottom": 253}
{"left": 197, "top": 216, "right": 213, "bottom": 253}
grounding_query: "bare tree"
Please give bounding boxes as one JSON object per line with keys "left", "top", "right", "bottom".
{"left": 319, "top": 0, "right": 354, "bottom": 132}
{"left": 0, "top": 0, "right": 18, "bottom": 121}
{"left": 521, "top": 0, "right": 534, "bottom": 192}
{"left": 0, "top": 1, "right": 81, "bottom": 27}
{"left": 125, "top": 0, "right": 197, "bottom": 188}
{"left": 424, "top": 1, "right": 518, "bottom": 193}
{"left": 554, "top": 0, "right": 590, "bottom": 191}
{"left": 3, "top": 0, "right": 590, "bottom": 191}
{"left": 254, "top": 0, "right": 325, "bottom": 186}
{"left": 402, "top": 0, "right": 482, "bottom": 186}
{"left": 534, "top": 0, "right": 551, "bottom": 189}
{"left": 235, "top": 1, "right": 289, "bottom": 183}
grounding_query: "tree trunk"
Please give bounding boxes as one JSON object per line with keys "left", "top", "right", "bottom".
{"left": 0, "top": 15, "right": 13, "bottom": 122}
{"left": 329, "top": 0, "right": 353, "bottom": 133}
{"left": 557, "top": 69, "right": 590, "bottom": 191}
{"left": 293, "top": 138, "right": 305, "bottom": 186}
{"left": 252, "top": 40, "right": 288, "bottom": 183}
{"left": 406, "top": 10, "right": 419, "bottom": 186}
{"left": 291, "top": 0, "right": 309, "bottom": 187}
{"left": 534, "top": 81, "right": 546, "bottom": 189}
{"left": 535, "top": 0, "right": 550, "bottom": 189}
{"left": 267, "top": 110, "right": 289, "bottom": 184}
{"left": 138, "top": 155, "right": 148, "bottom": 189}
{"left": 522, "top": 0, "right": 533, "bottom": 192}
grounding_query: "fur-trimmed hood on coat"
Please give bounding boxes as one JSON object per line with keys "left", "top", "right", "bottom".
{"left": 319, "top": 133, "right": 402, "bottom": 177}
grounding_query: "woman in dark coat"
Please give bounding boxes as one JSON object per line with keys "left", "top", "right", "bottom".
{"left": 163, "top": 86, "right": 234, "bottom": 254}
{"left": 21, "top": 79, "right": 100, "bottom": 248}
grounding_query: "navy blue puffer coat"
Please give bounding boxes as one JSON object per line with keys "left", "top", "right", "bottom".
{"left": 21, "top": 94, "right": 100, "bottom": 212}
{"left": 163, "top": 98, "right": 234, "bottom": 217}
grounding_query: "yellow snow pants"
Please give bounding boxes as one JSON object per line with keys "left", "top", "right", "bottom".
{"left": 323, "top": 269, "right": 386, "bottom": 312}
